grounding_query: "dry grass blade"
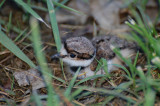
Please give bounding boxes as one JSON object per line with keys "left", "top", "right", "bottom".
{"left": 0, "top": 31, "right": 36, "bottom": 68}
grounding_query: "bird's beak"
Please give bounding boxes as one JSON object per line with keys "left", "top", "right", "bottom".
{"left": 51, "top": 53, "right": 61, "bottom": 60}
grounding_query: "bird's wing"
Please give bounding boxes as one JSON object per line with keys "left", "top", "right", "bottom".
{"left": 90, "top": 34, "right": 139, "bottom": 71}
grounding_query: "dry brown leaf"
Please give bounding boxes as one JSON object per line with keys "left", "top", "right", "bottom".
{"left": 13, "top": 68, "right": 46, "bottom": 90}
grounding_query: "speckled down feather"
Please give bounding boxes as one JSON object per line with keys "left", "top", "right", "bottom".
{"left": 65, "top": 37, "right": 95, "bottom": 55}
{"left": 92, "top": 34, "right": 138, "bottom": 59}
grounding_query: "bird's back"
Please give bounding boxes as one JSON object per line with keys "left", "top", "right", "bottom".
{"left": 90, "top": 34, "right": 139, "bottom": 72}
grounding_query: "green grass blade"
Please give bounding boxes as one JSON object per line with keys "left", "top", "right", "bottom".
{"left": 70, "top": 88, "right": 83, "bottom": 100}
{"left": 144, "top": 86, "right": 156, "bottom": 106}
{"left": 47, "top": 0, "right": 67, "bottom": 81}
{"left": 64, "top": 67, "right": 81, "bottom": 98}
{"left": 77, "top": 84, "right": 135, "bottom": 104}
{"left": 133, "top": 51, "right": 139, "bottom": 67}
{"left": 30, "top": 17, "right": 60, "bottom": 106}
{"left": 55, "top": 0, "right": 69, "bottom": 10}
{"left": 52, "top": 0, "right": 85, "bottom": 15}
{"left": 131, "top": 32, "right": 149, "bottom": 57}
{"left": 137, "top": 67, "right": 146, "bottom": 84}
{"left": 14, "top": 0, "right": 50, "bottom": 28}
{"left": 103, "top": 81, "right": 133, "bottom": 105}
{"left": 101, "top": 58, "right": 110, "bottom": 78}
{"left": 42, "top": 70, "right": 65, "bottom": 83}
{"left": 31, "top": 91, "right": 43, "bottom": 106}
{"left": 94, "top": 58, "right": 103, "bottom": 73}
{"left": 14, "top": 28, "right": 28, "bottom": 42}
{"left": 7, "top": 12, "right": 12, "bottom": 32}
{"left": 112, "top": 64, "right": 131, "bottom": 78}
{"left": 112, "top": 47, "right": 136, "bottom": 78}
{"left": 0, "top": 0, "right": 6, "bottom": 8}
{"left": 47, "top": 0, "right": 61, "bottom": 52}
{"left": 0, "top": 30, "right": 36, "bottom": 68}
{"left": 0, "top": 18, "right": 23, "bottom": 33}
{"left": 75, "top": 75, "right": 106, "bottom": 86}
{"left": 31, "top": 5, "right": 48, "bottom": 12}
{"left": 74, "top": 91, "right": 92, "bottom": 99}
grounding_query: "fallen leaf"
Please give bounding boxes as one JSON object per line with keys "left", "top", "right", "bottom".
{"left": 13, "top": 68, "right": 46, "bottom": 90}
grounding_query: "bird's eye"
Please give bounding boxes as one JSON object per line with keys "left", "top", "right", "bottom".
{"left": 70, "top": 53, "right": 76, "bottom": 58}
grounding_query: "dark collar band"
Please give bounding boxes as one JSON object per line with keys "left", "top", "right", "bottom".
{"left": 70, "top": 66, "right": 85, "bottom": 73}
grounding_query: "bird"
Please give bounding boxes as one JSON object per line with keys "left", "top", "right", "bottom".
{"left": 51, "top": 34, "right": 140, "bottom": 79}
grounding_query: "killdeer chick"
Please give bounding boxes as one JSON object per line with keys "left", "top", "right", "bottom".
{"left": 52, "top": 35, "right": 139, "bottom": 79}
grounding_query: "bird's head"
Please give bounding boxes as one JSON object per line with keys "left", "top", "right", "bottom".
{"left": 51, "top": 37, "right": 96, "bottom": 67}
